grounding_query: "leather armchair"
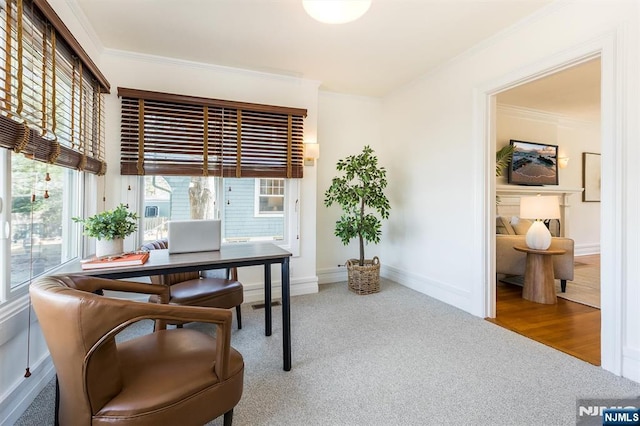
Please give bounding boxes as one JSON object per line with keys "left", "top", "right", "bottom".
{"left": 140, "top": 239, "right": 243, "bottom": 329}
{"left": 496, "top": 235, "right": 575, "bottom": 292}
{"left": 30, "top": 274, "right": 244, "bottom": 426}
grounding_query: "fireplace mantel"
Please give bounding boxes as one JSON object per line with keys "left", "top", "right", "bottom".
{"left": 496, "top": 185, "right": 583, "bottom": 237}
{"left": 496, "top": 185, "right": 583, "bottom": 197}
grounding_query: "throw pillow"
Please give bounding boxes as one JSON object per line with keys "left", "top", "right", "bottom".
{"left": 512, "top": 218, "right": 533, "bottom": 235}
{"left": 496, "top": 216, "right": 515, "bottom": 235}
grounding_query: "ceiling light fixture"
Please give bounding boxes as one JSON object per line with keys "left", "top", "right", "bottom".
{"left": 302, "top": 0, "right": 372, "bottom": 24}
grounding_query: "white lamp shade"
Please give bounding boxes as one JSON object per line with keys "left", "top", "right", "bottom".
{"left": 519, "top": 195, "right": 560, "bottom": 220}
{"left": 303, "top": 0, "right": 372, "bottom": 24}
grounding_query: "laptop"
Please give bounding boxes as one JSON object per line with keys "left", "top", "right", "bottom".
{"left": 167, "top": 219, "right": 221, "bottom": 254}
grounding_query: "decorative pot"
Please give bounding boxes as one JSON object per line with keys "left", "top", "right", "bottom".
{"left": 345, "top": 256, "right": 380, "bottom": 295}
{"left": 95, "top": 238, "right": 124, "bottom": 258}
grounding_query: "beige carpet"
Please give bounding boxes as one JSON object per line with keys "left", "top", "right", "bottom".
{"left": 555, "top": 263, "right": 600, "bottom": 309}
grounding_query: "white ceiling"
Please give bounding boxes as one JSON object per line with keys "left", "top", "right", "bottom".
{"left": 497, "top": 58, "right": 601, "bottom": 121}
{"left": 72, "top": 0, "right": 553, "bottom": 97}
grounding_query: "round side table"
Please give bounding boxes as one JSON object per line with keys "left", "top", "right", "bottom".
{"left": 513, "top": 245, "right": 566, "bottom": 304}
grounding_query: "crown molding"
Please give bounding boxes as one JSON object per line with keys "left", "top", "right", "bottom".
{"left": 64, "top": 0, "right": 106, "bottom": 56}
{"left": 103, "top": 48, "right": 322, "bottom": 89}
{"left": 497, "top": 103, "right": 599, "bottom": 127}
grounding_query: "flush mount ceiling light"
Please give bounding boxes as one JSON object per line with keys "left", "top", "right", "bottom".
{"left": 303, "top": 0, "right": 372, "bottom": 24}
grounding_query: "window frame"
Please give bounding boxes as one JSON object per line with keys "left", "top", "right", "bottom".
{"left": 254, "top": 178, "right": 285, "bottom": 218}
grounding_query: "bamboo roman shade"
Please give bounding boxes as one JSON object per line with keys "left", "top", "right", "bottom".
{"left": 119, "top": 88, "right": 307, "bottom": 179}
{"left": 0, "top": 0, "right": 110, "bottom": 174}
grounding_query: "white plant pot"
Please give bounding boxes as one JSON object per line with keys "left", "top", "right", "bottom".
{"left": 95, "top": 238, "right": 124, "bottom": 258}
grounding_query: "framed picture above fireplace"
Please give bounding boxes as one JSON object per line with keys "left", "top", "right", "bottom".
{"left": 507, "top": 139, "right": 558, "bottom": 186}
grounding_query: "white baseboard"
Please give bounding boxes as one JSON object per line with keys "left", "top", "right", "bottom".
{"left": 317, "top": 266, "right": 347, "bottom": 284}
{"left": 318, "top": 264, "right": 473, "bottom": 312}
{"left": 622, "top": 346, "right": 640, "bottom": 383}
{"left": 242, "top": 275, "right": 318, "bottom": 304}
{"left": 381, "top": 264, "right": 473, "bottom": 313}
{"left": 0, "top": 353, "right": 55, "bottom": 426}
{"left": 575, "top": 243, "right": 600, "bottom": 256}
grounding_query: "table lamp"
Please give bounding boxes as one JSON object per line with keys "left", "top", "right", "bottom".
{"left": 519, "top": 195, "right": 560, "bottom": 250}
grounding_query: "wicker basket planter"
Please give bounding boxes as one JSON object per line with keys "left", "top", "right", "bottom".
{"left": 346, "top": 256, "right": 380, "bottom": 295}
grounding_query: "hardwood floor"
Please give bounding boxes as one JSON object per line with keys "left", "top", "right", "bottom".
{"left": 487, "top": 254, "right": 601, "bottom": 366}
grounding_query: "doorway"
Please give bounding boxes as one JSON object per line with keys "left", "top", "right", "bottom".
{"left": 490, "top": 58, "right": 602, "bottom": 364}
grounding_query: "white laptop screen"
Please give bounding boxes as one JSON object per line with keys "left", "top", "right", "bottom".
{"left": 167, "top": 219, "right": 221, "bottom": 254}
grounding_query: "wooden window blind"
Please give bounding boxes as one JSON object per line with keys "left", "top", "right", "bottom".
{"left": 118, "top": 88, "right": 307, "bottom": 179}
{"left": 0, "top": 0, "right": 110, "bottom": 174}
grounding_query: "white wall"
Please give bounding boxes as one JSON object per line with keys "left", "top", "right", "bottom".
{"left": 316, "top": 91, "right": 383, "bottom": 283}
{"left": 380, "top": 1, "right": 639, "bottom": 382}
{"left": 496, "top": 105, "right": 601, "bottom": 254}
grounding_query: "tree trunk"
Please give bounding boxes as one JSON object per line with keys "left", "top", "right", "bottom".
{"left": 359, "top": 195, "right": 365, "bottom": 266}
{"left": 188, "top": 177, "right": 212, "bottom": 219}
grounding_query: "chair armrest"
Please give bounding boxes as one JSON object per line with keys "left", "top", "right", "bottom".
{"left": 86, "top": 302, "right": 234, "bottom": 380}
{"left": 55, "top": 274, "right": 170, "bottom": 303}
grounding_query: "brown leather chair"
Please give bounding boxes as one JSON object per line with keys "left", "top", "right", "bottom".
{"left": 30, "top": 274, "right": 244, "bottom": 426}
{"left": 141, "top": 239, "right": 243, "bottom": 329}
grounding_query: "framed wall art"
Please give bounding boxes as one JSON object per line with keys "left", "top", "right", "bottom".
{"left": 507, "top": 139, "right": 558, "bottom": 186}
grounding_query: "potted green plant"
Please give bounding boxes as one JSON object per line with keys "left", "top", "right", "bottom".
{"left": 73, "top": 204, "right": 139, "bottom": 257}
{"left": 324, "top": 145, "right": 390, "bottom": 294}
{"left": 496, "top": 144, "right": 515, "bottom": 204}
{"left": 496, "top": 144, "right": 515, "bottom": 178}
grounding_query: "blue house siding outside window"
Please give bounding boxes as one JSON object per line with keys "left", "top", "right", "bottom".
{"left": 224, "top": 178, "right": 283, "bottom": 242}
{"left": 142, "top": 177, "right": 284, "bottom": 244}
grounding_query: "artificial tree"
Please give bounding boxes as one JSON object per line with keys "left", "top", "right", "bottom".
{"left": 324, "top": 145, "right": 390, "bottom": 266}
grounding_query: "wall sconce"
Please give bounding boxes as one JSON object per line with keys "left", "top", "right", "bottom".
{"left": 304, "top": 143, "right": 320, "bottom": 166}
{"left": 558, "top": 157, "right": 570, "bottom": 169}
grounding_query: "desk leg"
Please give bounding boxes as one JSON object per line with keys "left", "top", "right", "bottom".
{"left": 282, "top": 257, "right": 291, "bottom": 371}
{"left": 55, "top": 375, "right": 60, "bottom": 426}
{"left": 264, "top": 263, "right": 272, "bottom": 336}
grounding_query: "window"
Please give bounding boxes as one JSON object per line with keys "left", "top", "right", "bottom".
{"left": 0, "top": 0, "right": 109, "bottom": 304}
{"left": 1, "top": 149, "right": 82, "bottom": 298}
{"left": 255, "top": 178, "right": 284, "bottom": 216}
{"left": 122, "top": 88, "right": 304, "bottom": 255}
{"left": 141, "top": 176, "right": 299, "bottom": 251}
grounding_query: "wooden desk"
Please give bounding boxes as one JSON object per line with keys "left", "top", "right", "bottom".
{"left": 513, "top": 245, "right": 566, "bottom": 304}
{"left": 57, "top": 243, "right": 293, "bottom": 371}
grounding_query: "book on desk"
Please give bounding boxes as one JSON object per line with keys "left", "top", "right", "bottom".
{"left": 80, "top": 251, "right": 150, "bottom": 270}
